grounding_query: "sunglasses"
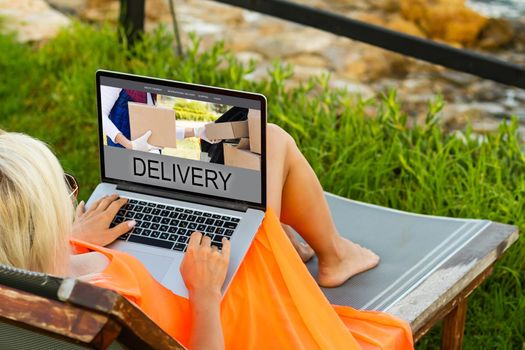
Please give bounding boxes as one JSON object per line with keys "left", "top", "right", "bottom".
{"left": 64, "top": 173, "right": 79, "bottom": 199}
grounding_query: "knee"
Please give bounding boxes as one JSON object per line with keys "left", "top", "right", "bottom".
{"left": 266, "top": 123, "right": 296, "bottom": 150}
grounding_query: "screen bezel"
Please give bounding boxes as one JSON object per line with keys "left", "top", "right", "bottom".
{"left": 96, "top": 69, "right": 267, "bottom": 211}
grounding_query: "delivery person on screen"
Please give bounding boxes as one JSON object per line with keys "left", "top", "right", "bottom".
{"left": 101, "top": 86, "right": 217, "bottom": 152}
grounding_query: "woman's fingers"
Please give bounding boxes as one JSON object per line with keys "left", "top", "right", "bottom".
{"left": 95, "top": 194, "right": 120, "bottom": 212}
{"left": 105, "top": 197, "right": 128, "bottom": 219}
{"left": 107, "top": 220, "right": 136, "bottom": 243}
{"left": 86, "top": 196, "right": 106, "bottom": 213}
{"left": 188, "top": 231, "right": 203, "bottom": 250}
{"left": 221, "top": 238, "right": 231, "bottom": 264}
{"left": 75, "top": 200, "right": 85, "bottom": 219}
{"left": 201, "top": 234, "right": 212, "bottom": 247}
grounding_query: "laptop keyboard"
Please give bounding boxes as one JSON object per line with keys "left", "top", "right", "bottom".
{"left": 110, "top": 198, "right": 240, "bottom": 252}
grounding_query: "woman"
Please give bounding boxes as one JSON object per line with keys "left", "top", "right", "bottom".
{"left": 0, "top": 127, "right": 411, "bottom": 349}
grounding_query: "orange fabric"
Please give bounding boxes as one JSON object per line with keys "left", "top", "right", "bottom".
{"left": 71, "top": 208, "right": 413, "bottom": 350}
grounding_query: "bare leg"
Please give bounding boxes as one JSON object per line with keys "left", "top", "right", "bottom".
{"left": 266, "top": 124, "right": 379, "bottom": 287}
{"left": 281, "top": 223, "right": 315, "bottom": 262}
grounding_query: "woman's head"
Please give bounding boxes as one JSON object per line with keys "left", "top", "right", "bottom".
{"left": 0, "top": 130, "right": 74, "bottom": 275}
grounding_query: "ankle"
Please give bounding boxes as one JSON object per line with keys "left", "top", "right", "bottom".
{"left": 318, "top": 236, "right": 346, "bottom": 265}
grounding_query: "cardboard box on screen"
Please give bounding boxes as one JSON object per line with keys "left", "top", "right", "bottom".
{"left": 223, "top": 140, "right": 261, "bottom": 171}
{"left": 205, "top": 120, "right": 249, "bottom": 140}
{"left": 128, "top": 102, "right": 177, "bottom": 148}
{"left": 247, "top": 109, "right": 261, "bottom": 154}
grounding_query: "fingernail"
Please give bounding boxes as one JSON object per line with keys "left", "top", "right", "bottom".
{"left": 128, "top": 220, "right": 136, "bottom": 228}
{"left": 80, "top": 200, "right": 85, "bottom": 206}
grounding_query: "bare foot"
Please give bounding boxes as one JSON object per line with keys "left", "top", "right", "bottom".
{"left": 281, "top": 223, "right": 315, "bottom": 262}
{"left": 317, "top": 238, "right": 379, "bottom": 288}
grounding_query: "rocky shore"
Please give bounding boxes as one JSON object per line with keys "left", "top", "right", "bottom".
{"left": 2, "top": 0, "right": 524, "bottom": 139}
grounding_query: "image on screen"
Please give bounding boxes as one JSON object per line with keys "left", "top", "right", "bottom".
{"left": 99, "top": 77, "right": 262, "bottom": 204}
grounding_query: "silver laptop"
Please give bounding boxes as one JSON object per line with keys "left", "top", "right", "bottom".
{"left": 86, "top": 70, "right": 267, "bottom": 298}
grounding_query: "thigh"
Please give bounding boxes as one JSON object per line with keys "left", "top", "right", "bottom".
{"left": 265, "top": 124, "right": 293, "bottom": 216}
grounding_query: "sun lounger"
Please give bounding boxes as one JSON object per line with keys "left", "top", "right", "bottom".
{"left": 306, "top": 193, "right": 519, "bottom": 349}
{"left": 0, "top": 194, "right": 518, "bottom": 349}
{"left": 0, "top": 264, "right": 183, "bottom": 350}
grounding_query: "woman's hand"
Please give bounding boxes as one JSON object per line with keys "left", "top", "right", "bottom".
{"left": 181, "top": 232, "right": 229, "bottom": 350}
{"left": 180, "top": 232, "right": 230, "bottom": 303}
{"left": 71, "top": 194, "right": 136, "bottom": 246}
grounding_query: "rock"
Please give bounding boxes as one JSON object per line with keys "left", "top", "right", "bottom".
{"left": 330, "top": 79, "right": 375, "bottom": 98}
{"left": 180, "top": 18, "right": 224, "bottom": 37}
{"left": 0, "top": 0, "right": 70, "bottom": 42}
{"left": 400, "top": 0, "right": 488, "bottom": 46}
{"left": 386, "top": 16, "right": 426, "bottom": 38}
{"left": 62, "top": 0, "right": 525, "bottom": 133}
{"left": 289, "top": 0, "right": 329, "bottom": 10}
{"left": 503, "top": 90, "right": 521, "bottom": 109}
{"left": 287, "top": 53, "right": 330, "bottom": 68}
{"left": 477, "top": 18, "right": 514, "bottom": 50}
{"left": 465, "top": 81, "right": 507, "bottom": 101}
{"left": 290, "top": 65, "right": 331, "bottom": 82}
{"left": 81, "top": 0, "right": 172, "bottom": 24}
{"left": 509, "top": 109, "right": 525, "bottom": 121}
{"left": 321, "top": 44, "right": 351, "bottom": 72}
{"left": 257, "top": 20, "right": 287, "bottom": 36}
{"left": 329, "top": 0, "right": 370, "bottom": 11}
{"left": 352, "top": 12, "right": 386, "bottom": 27}
{"left": 513, "top": 89, "right": 525, "bottom": 103}
{"left": 340, "top": 45, "right": 409, "bottom": 82}
{"left": 514, "top": 19, "right": 525, "bottom": 51}
{"left": 472, "top": 119, "right": 503, "bottom": 134}
{"left": 80, "top": 0, "right": 118, "bottom": 22}
{"left": 441, "top": 102, "right": 507, "bottom": 130}
{"left": 225, "top": 29, "right": 260, "bottom": 52}
{"left": 244, "top": 63, "right": 272, "bottom": 82}
{"left": 468, "top": 102, "right": 508, "bottom": 117}
{"left": 369, "top": 0, "right": 399, "bottom": 12}
{"left": 46, "top": 0, "right": 86, "bottom": 15}
{"left": 191, "top": 1, "right": 245, "bottom": 26}
{"left": 254, "top": 28, "right": 333, "bottom": 58}
{"left": 398, "top": 78, "right": 443, "bottom": 101}
{"left": 438, "top": 71, "right": 477, "bottom": 86}
{"left": 235, "top": 51, "right": 264, "bottom": 66}
{"left": 519, "top": 127, "right": 525, "bottom": 142}
{"left": 145, "top": 0, "right": 170, "bottom": 22}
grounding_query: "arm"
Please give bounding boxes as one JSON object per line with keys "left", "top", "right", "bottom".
{"left": 100, "top": 87, "right": 158, "bottom": 152}
{"left": 115, "top": 133, "right": 132, "bottom": 149}
{"left": 100, "top": 86, "right": 135, "bottom": 149}
{"left": 180, "top": 232, "right": 230, "bottom": 350}
{"left": 175, "top": 127, "right": 195, "bottom": 140}
{"left": 100, "top": 86, "right": 123, "bottom": 144}
{"left": 189, "top": 126, "right": 220, "bottom": 143}
{"left": 189, "top": 291, "right": 223, "bottom": 350}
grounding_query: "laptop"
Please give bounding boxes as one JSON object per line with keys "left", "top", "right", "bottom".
{"left": 87, "top": 70, "right": 267, "bottom": 298}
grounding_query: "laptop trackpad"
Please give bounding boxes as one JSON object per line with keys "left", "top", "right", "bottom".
{"left": 121, "top": 249, "right": 172, "bottom": 282}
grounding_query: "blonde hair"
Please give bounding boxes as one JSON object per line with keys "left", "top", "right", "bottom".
{"left": 0, "top": 130, "right": 74, "bottom": 275}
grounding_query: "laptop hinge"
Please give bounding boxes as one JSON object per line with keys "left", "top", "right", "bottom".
{"left": 115, "top": 182, "right": 250, "bottom": 212}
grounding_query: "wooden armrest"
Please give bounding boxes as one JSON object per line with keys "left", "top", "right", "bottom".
{"left": 0, "top": 279, "right": 184, "bottom": 350}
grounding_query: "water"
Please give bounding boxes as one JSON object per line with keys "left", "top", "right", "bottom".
{"left": 468, "top": 0, "right": 525, "bottom": 19}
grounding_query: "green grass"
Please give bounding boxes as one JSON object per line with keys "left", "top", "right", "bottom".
{"left": 0, "top": 22, "right": 523, "bottom": 349}
{"left": 174, "top": 99, "right": 219, "bottom": 121}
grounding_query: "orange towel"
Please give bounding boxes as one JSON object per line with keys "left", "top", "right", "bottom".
{"left": 72, "top": 208, "right": 413, "bottom": 350}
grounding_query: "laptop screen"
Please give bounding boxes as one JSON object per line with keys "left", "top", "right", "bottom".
{"left": 97, "top": 71, "right": 265, "bottom": 208}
